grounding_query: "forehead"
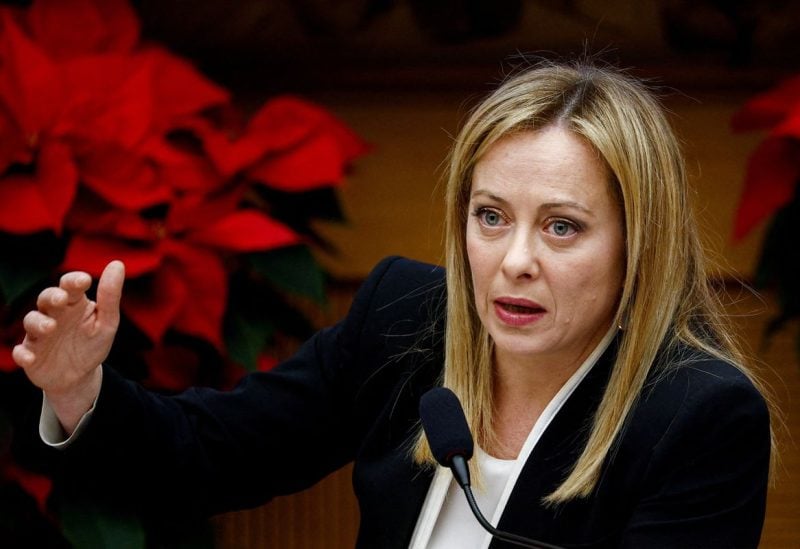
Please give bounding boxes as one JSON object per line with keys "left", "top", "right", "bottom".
{"left": 471, "top": 127, "right": 613, "bottom": 204}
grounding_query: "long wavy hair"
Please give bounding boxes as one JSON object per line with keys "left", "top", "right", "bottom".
{"left": 413, "top": 60, "right": 776, "bottom": 502}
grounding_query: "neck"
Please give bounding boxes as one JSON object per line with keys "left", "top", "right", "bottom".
{"left": 489, "top": 356, "right": 578, "bottom": 459}
{"left": 488, "top": 333, "right": 611, "bottom": 459}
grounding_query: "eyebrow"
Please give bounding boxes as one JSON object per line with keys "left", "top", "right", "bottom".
{"left": 470, "top": 190, "right": 509, "bottom": 205}
{"left": 540, "top": 201, "right": 593, "bottom": 215}
{"left": 470, "top": 190, "right": 593, "bottom": 215}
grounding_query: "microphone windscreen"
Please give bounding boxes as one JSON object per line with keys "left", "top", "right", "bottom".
{"left": 419, "top": 387, "right": 474, "bottom": 467}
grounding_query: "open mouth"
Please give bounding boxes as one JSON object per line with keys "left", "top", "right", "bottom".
{"left": 494, "top": 300, "right": 545, "bottom": 326}
{"left": 499, "top": 303, "right": 543, "bottom": 314}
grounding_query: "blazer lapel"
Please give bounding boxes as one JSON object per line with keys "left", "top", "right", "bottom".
{"left": 492, "top": 339, "right": 617, "bottom": 547}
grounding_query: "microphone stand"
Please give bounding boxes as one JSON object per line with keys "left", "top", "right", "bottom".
{"left": 418, "top": 388, "right": 564, "bottom": 549}
{"left": 450, "top": 455, "right": 564, "bottom": 549}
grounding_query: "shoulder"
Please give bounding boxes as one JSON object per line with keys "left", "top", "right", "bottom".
{"left": 341, "top": 258, "right": 446, "bottom": 437}
{"left": 622, "top": 347, "right": 770, "bottom": 463}
{"left": 642, "top": 349, "right": 767, "bottom": 421}
{"left": 357, "top": 256, "right": 446, "bottom": 307}
{"left": 348, "top": 256, "right": 446, "bottom": 334}
{"left": 335, "top": 256, "right": 446, "bottom": 367}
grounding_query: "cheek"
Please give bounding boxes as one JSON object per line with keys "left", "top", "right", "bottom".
{"left": 465, "top": 230, "right": 484, "bottom": 275}
{"left": 586, "top": 248, "right": 625, "bottom": 314}
{"left": 549, "top": 249, "right": 624, "bottom": 311}
{"left": 465, "top": 234, "right": 495, "bottom": 305}
{"left": 466, "top": 241, "right": 485, "bottom": 294}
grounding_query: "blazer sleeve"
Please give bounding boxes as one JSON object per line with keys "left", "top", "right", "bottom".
{"left": 50, "top": 255, "right": 426, "bottom": 518}
{"left": 619, "top": 360, "right": 771, "bottom": 549}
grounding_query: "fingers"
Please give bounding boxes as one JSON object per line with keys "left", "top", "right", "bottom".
{"left": 23, "top": 310, "right": 56, "bottom": 337}
{"left": 12, "top": 343, "right": 35, "bottom": 368}
{"left": 35, "top": 264, "right": 121, "bottom": 316}
{"left": 59, "top": 271, "right": 92, "bottom": 304}
{"left": 96, "top": 260, "right": 125, "bottom": 329}
{"left": 36, "top": 271, "right": 92, "bottom": 317}
{"left": 36, "top": 286, "right": 68, "bottom": 312}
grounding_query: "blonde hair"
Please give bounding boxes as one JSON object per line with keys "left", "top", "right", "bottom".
{"left": 413, "top": 60, "right": 776, "bottom": 502}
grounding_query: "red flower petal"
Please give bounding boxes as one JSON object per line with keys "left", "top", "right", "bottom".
{"left": 248, "top": 96, "right": 365, "bottom": 156}
{"left": 79, "top": 145, "right": 170, "bottom": 209}
{"left": 122, "top": 262, "right": 186, "bottom": 343}
{"left": 774, "top": 108, "right": 800, "bottom": 139}
{"left": 145, "top": 137, "right": 225, "bottom": 194}
{"left": 272, "top": 96, "right": 369, "bottom": 163}
{"left": 0, "top": 176, "right": 52, "bottom": 234}
{"left": 142, "top": 344, "right": 200, "bottom": 391}
{"left": 187, "top": 210, "right": 300, "bottom": 252}
{"left": 245, "top": 97, "right": 368, "bottom": 191}
{"left": 732, "top": 75, "right": 800, "bottom": 132}
{"left": 0, "top": 141, "right": 77, "bottom": 234}
{"left": 163, "top": 241, "right": 227, "bottom": 348}
{"left": 248, "top": 130, "right": 351, "bottom": 191}
{"left": 0, "top": 349, "right": 17, "bottom": 372}
{"left": 258, "top": 354, "right": 279, "bottom": 372}
{"left": 182, "top": 116, "right": 267, "bottom": 178}
{"left": 2, "top": 463, "right": 52, "bottom": 514}
{"left": 62, "top": 235, "right": 162, "bottom": 277}
{"left": 732, "top": 137, "right": 800, "bottom": 240}
{"left": 0, "top": 11, "right": 64, "bottom": 135}
{"left": 166, "top": 190, "right": 242, "bottom": 233}
{"left": 0, "top": 108, "right": 31, "bottom": 173}
{"left": 144, "top": 46, "right": 229, "bottom": 128}
{"left": 58, "top": 54, "right": 155, "bottom": 149}
{"left": 39, "top": 141, "right": 79, "bottom": 230}
{"left": 200, "top": 96, "right": 368, "bottom": 178}
{"left": 25, "top": 0, "right": 139, "bottom": 59}
{"left": 66, "top": 201, "right": 157, "bottom": 241}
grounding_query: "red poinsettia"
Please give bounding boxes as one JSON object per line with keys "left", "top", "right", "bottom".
{"left": 61, "top": 190, "right": 300, "bottom": 348}
{"left": 0, "top": 0, "right": 368, "bottom": 534}
{"left": 0, "top": 5, "right": 230, "bottom": 233}
{"left": 196, "top": 96, "right": 369, "bottom": 191}
{"left": 731, "top": 74, "right": 800, "bottom": 240}
{"left": 0, "top": 0, "right": 367, "bottom": 349}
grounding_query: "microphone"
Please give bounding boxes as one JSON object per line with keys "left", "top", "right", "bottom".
{"left": 419, "top": 387, "right": 563, "bottom": 549}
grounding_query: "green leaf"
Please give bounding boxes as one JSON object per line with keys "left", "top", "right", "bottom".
{"left": 225, "top": 314, "right": 275, "bottom": 372}
{"left": 249, "top": 246, "right": 327, "bottom": 305}
{"left": 60, "top": 500, "right": 145, "bottom": 549}
{"left": 0, "top": 258, "right": 51, "bottom": 305}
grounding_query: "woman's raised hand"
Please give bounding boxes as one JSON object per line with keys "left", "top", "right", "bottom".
{"left": 13, "top": 261, "right": 125, "bottom": 434}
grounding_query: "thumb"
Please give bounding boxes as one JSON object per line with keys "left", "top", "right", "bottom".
{"left": 96, "top": 260, "right": 125, "bottom": 329}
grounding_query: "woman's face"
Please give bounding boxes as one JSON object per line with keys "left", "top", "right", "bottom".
{"left": 466, "top": 126, "right": 625, "bottom": 371}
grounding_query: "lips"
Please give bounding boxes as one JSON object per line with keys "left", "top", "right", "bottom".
{"left": 493, "top": 297, "right": 546, "bottom": 326}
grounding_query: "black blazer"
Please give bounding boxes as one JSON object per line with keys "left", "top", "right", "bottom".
{"left": 52, "top": 256, "right": 770, "bottom": 548}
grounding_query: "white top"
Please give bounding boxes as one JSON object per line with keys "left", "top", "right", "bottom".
{"left": 426, "top": 448, "right": 516, "bottom": 549}
{"left": 408, "top": 325, "right": 617, "bottom": 549}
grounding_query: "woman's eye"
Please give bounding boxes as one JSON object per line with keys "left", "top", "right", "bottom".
{"left": 548, "top": 219, "right": 577, "bottom": 237}
{"left": 475, "top": 208, "right": 505, "bottom": 227}
{"left": 483, "top": 210, "right": 502, "bottom": 226}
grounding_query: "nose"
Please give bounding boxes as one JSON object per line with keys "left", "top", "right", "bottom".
{"left": 501, "top": 229, "right": 540, "bottom": 281}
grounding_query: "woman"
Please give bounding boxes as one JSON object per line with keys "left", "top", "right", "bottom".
{"left": 14, "top": 60, "right": 774, "bottom": 548}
